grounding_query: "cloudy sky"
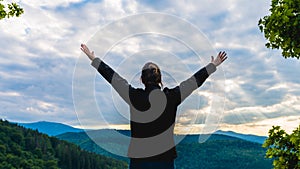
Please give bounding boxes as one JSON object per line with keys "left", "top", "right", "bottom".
{"left": 1, "top": 0, "right": 299, "bottom": 136}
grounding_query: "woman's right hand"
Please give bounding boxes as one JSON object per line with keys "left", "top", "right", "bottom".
{"left": 211, "top": 51, "right": 227, "bottom": 67}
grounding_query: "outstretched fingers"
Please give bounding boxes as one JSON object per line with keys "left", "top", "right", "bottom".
{"left": 218, "top": 51, "right": 228, "bottom": 62}
{"left": 212, "top": 51, "right": 228, "bottom": 67}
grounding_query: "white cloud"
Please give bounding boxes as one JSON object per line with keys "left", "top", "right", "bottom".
{"left": 266, "top": 82, "right": 300, "bottom": 94}
{"left": 0, "top": 91, "right": 21, "bottom": 97}
{"left": 222, "top": 94, "right": 300, "bottom": 124}
{"left": 20, "top": 0, "right": 85, "bottom": 8}
{"left": 220, "top": 115, "right": 300, "bottom": 136}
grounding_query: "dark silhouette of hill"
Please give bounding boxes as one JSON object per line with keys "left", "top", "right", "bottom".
{"left": 0, "top": 119, "right": 127, "bottom": 168}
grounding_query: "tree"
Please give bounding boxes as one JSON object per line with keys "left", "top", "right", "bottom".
{"left": 258, "top": 0, "right": 300, "bottom": 59}
{"left": 263, "top": 125, "right": 300, "bottom": 169}
{"left": 0, "top": 0, "right": 24, "bottom": 20}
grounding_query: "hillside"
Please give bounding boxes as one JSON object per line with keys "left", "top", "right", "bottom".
{"left": 0, "top": 119, "right": 127, "bottom": 169}
{"left": 57, "top": 130, "right": 273, "bottom": 169}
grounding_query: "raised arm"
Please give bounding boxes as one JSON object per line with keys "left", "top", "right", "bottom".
{"left": 81, "top": 44, "right": 133, "bottom": 104}
{"left": 175, "top": 51, "right": 227, "bottom": 104}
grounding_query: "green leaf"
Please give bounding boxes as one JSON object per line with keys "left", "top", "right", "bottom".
{"left": 0, "top": 1, "right": 23, "bottom": 20}
{"left": 258, "top": 0, "right": 300, "bottom": 59}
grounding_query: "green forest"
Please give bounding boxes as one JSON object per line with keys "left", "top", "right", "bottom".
{"left": 0, "top": 119, "right": 127, "bottom": 169}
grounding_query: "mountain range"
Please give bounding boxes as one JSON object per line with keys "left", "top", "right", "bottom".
{"left": 18, "top": 121, "right": 267, "bottom": 144}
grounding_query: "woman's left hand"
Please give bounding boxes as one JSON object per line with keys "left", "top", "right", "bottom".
{"left": 81, "top": 44, "right": 95, "bottom": 61}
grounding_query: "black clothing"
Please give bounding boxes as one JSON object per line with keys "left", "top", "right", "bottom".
{"left": 129, "top": 159, "right": 175, "bottom": 169}
{"left": 91, "top": 58, "right": 216, "bottom": 161}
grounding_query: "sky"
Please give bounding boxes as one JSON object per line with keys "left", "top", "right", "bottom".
{"left": 0, "top": 0, "right": 300, "bottom": 136}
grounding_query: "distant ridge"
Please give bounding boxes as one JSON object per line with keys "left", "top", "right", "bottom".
{"left": 18, "top": 121, "right": 83, "bottom": 136}
{"left": 214, "top": 130, "right": 267, "bottom": 144}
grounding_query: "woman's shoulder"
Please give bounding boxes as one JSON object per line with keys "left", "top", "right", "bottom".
{"left": 163, "top": 86, "right": 180, "bottom": 94}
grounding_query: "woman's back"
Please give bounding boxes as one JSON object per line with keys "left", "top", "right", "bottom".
{"left": 80, "top": 43, "right": 227, "bottom": 168}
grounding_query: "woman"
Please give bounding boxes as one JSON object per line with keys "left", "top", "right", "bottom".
{"left": 81, "top": 44, "right": 227, "bottom": 169}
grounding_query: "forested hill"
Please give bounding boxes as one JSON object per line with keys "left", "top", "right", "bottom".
{"left": 0, "top": 119, "right": 127, "bottom": 169}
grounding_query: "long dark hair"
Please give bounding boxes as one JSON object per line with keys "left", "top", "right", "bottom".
{"left": 141, "top": 62, "right": 163, "bottom": 87}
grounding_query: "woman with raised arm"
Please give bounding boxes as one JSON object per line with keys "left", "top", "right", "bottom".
{"left": 81, "top": 44, "right": 227, "bottom": 169}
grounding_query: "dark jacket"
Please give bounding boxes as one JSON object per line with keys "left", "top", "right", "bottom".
{"left": 91, "top": 58, "right": 216, "bottom": 161}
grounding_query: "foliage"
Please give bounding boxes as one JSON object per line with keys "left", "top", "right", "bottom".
{"left": 263, "top": 125, "right": 300, "bottom": 169}
{"left": 0, "top": 0, "right": 24, "bottom": 20}
{"left": 258, "top": 0, "right": 300, "bottom": 59}
{"left": 0, "top": 119, "right": 128, "bottom": 169}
